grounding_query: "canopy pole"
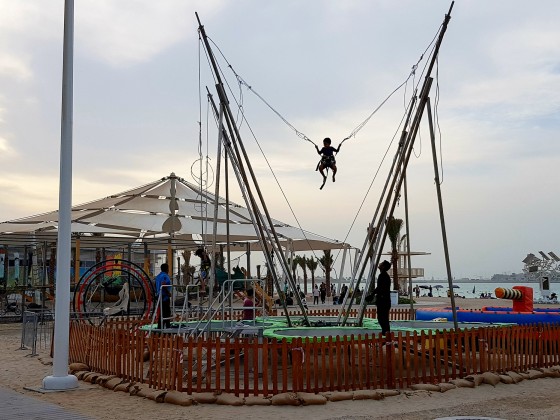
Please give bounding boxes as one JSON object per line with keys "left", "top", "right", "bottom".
{"left": 43, "top": 0, "right": 78, "bottom": 391}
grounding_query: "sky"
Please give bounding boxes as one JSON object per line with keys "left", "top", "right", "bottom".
{"left": 0, "top": 0, "right": 559, "bottom": 280}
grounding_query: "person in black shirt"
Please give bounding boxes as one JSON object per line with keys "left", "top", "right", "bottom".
{"left": 315, "top": 137, "right": 341, "bottom": 183}
{"left": 372, "top": 260, "right": 392, "bottom": 337}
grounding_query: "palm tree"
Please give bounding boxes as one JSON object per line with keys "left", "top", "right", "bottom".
{"left": 291, "top": 256, "right": 300, "bottom": 286}
{"left": 318, "top": 250, "right": 334, "bottom": 297}
{"left": 297, "top": 255, "right": 309, "bottom": 294}
{"left": 306, "top": 257, "right": 319, "bottom": 291}
{"left": 386, "top": 216, "right": 404, "bottom": 291}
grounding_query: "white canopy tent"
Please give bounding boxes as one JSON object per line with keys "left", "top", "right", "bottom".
{"left": 0, "top": 173, "right": 350, "bottom": 253}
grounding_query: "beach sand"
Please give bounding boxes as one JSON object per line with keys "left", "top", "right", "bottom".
{"left": 2, "top": 297, "right": 560, "bottom": 420}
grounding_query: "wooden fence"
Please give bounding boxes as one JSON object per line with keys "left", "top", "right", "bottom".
{"left": 283, "top": 307, "right": 414, "bottom": 320}
{"left": 68, "top": 318, "right": 560, "bottom": 395}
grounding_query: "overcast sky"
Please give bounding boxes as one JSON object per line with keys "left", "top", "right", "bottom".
{"left": 0, "top": 0, "right": 559, "bottom": 280}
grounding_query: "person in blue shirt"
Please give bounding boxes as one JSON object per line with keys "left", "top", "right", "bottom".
{"left": 315, "top": 137, "right": 341, "bottom": 187}
{"left": 154, "top": 263, "right": 171, "bottom": 329}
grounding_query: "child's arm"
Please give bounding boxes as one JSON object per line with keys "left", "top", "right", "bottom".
{"left": 315, "top": 145, "right": 322, "bottom": 155}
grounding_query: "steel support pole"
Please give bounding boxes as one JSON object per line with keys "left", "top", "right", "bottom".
{"left": 43, "top": 0, "right": 78, "bottom": 391}
{"left": 426, "top": 97, "right": 458, "bottom": 329}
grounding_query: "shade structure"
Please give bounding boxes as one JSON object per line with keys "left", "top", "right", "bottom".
{"left": 0, "top": 173, "right": 350, "bottom": 252}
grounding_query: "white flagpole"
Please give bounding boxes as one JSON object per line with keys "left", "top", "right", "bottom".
{"left": 43, "top": 0, "right": 78, "bottom": 390}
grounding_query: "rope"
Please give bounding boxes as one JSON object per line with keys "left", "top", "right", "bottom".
{"left": 207, "top": 37, "right": 317, "bottom": 147}
{"left": 332, "top": 94, "right": 417, "bottom": 266}
{"left": 204, "top": 48, "right": 324, "bottom": 264}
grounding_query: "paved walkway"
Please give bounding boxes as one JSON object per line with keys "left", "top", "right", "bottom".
{"left": 0, "top": 387, "right": 95, "bottom": 420}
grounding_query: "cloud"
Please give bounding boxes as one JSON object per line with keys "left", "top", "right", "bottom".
{"left": 75, "top": 0, "right": 227, "bottom": 68}
{"left": 0, "top": 137, "right": 16, "bottom": 157}
{"left": 0, "top": 53, "right": 32, "bottom": 81}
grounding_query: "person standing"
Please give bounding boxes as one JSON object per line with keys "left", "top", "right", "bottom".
{"left": 313, "top": 285, "right": 320, "bottom": 305}
{"left": 338, "top": 284, "right": 348, "bottom": 305}
{"left": 243, "top": 289, "right": 255, "bottom": 320}
{"left": 372, "top": 260, "right": 392, "bottom": 337}
{"left": 320, "top": 282, "right": 327, "bottom": 304}
{"left": 154, "top": 263, "right": 171, "bottom": 329}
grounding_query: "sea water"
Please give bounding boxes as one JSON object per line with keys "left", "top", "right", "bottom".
{"left": 410, "top": 280, "right": 556, "bottom": 300}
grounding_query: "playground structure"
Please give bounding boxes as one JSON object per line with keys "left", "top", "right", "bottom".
{"left": 417, "top": 286, "right": 560, "bottom": 325}
{"left": 523, "top": 251, "right": 560, "bottom": 300}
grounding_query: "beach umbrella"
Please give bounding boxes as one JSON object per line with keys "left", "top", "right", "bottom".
{"left": 419, "top": 285, "right": 430, "bottom": 289}
{"left": 433, "top": 285, "right": 443, "bottom": 289}
{"left": 452, "top": 285, "right": 460, "bottom": 288}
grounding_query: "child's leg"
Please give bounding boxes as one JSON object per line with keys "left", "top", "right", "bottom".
{"left": 331, "top": 164, "right": 337, "bottom": 182}
{"left": 319, "top": 164, "right": 327, "bottom": 178}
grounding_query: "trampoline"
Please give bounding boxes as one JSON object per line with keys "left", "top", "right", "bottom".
{"left": 263, "top": 326, "right": 382, "bottom": 343}
{"left": 389, "top": 320, "right": 514, "bottom": 333}
{"left": 259, "top": 315, "right": 377, "bottom": 327}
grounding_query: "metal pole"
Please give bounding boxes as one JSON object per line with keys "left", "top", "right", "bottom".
{"left": 210, "top": 102, "right": 225, "bottom": 304}
{"left": 225, "top": 148, "right": 231, "bottom": 278}
{"left": 197, "top": 15, "right": 309, "bottom": 324}
{"left": 426, "top": 97, "right": 458, "bottom": 329}
{"left": 246, "top": 242, "right": 251, "bottom": 279}
{"left": 43, "top": 0, "right": 78, "bottom": 391}
{"left": 352, "top": 2, "right": 454, "bottom": 326}
{"left": 404, "top": 175, "right": 414, "bottom": 317}
{"left": 206, "top": 89, "right": 294, "bottom": 325}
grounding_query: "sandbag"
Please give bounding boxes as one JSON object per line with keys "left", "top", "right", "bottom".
{"left": 271, "top": 392, "right": 300, "bottom": 406}
{"left": 464, "top": 374, "right": 483, "bottom": 386}
{"left": 84, "top": 372, "right": 102, "bottom": 383}
{"left": 95, "top": 375, "right": 117, "bottom": 385}
{"left": 323, "top": 391, "right": 353, "bottom": 402}
{"left": 216, "top": 393, "right": 244, "bottom": 406}
{"left": 192, "top": 392, "right": 217, "bottom": 404}
{"left": 104, "top": 378, "right": 123, "bottom": 390}
{"left": 499, "top": 374, "right": 514, "bottom": 384}
{"left": 438, "top": 383, "right": 457, "bottom": 392}
{"left": 527, "top": 369, "right": 545, "bottom": 380}
{"left": 549, "top": 365, "right": 560, "bottom": 373}
{"left": 114, "top": 382, "right": 134, "bottom": 392}
{"left": 506, "top": 371, "right": 524, "bottom": 384}
{"left": 410, "top": 383, "right": 440, "bottom": 392}
{"left": 449, "top": 378, "right": 475, "bottom": 388}
{"left": 146, "top": 390, "right": 168, "bottom": 403}
{"left": 69, "top": 362, "right": 90, "bottom": 373}
{"left": 353, "top": 389, "right": 382, "bottom": 400}
{"left": 541, "top": 367, "right": 560, "bottom": 378}
{"left": 164, "top": 390, "right": 195, "bottom": 406}
{"left": 129, "top": 384, "right": 144, "bottom": 396}
{"left": 481, "top": 372, "right": 501, "bottom": 386}
{"left": 74, "top": 370, "right": 90, "bottom": 380}
{"left": 518, "top": 372, "right": 531, "bottom": 380}
{"left": 297, "top": 392, "right": 327, "bottom": 405}
{"left": 378, "top": 389, "right": 400, "bottom": 398}
{"left": 244, "top": 396, "right": 271, "bottom": 406}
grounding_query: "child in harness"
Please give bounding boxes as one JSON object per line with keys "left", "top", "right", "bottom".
{"left": 315, "top": 137, "right": 341, "bottom": 189}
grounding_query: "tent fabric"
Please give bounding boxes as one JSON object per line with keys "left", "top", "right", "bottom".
{"left": 0, "top": 173, "right": 350, "bottom": 251}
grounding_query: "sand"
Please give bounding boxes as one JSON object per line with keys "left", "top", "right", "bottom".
{"left": 2, "top": 297, "right": 560, "bottom": 420}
